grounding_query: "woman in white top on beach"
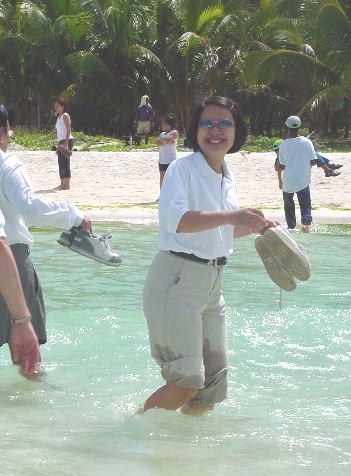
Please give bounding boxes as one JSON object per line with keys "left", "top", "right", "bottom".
{"left": 54, "top": 97, "right": 73, "bottom": 191}
{"left": 142, "top": 96, "right": 277, "bottom": 415}
{"left": 157, "top": 115, "right": 178, "bottom": 189}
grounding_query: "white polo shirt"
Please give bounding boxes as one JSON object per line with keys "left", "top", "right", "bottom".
{"left": 279, "top": 136, "right": 316, "bottom": 193}
{"left": 0, "top": 210, "right": 5, "bottom": 237}
{"left": 0, "top": 150, "right": 84, "bottom": 246}
{"left": 157, "top": 151, "right": 239, "bottom": 259}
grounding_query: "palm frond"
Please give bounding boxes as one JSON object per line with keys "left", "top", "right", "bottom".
{"left": 242, "top": 49, "right": 327, "bottom": 85}
{"left": 65, "top": 51, "right": 112, "bottom": 80}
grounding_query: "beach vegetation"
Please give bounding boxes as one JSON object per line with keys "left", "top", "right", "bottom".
{"left": 0, "top": 0, "right": 350, "bottom": 141}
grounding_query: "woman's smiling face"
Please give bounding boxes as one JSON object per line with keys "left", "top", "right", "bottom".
{"left": 197, "top": 105, "right": 236, "bottom": 163}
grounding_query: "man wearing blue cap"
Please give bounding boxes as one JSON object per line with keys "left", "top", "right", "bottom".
{"left": 278, "top": 116, "right": 316, "bottom": 233}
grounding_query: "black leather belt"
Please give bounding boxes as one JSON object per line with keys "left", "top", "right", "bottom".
{"left": 170, "top": 250, "right": 227, "bottom": 267}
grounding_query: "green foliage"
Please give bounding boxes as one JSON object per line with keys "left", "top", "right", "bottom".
{"left": 0, "top": 0, "right": 350, "bottom": 138}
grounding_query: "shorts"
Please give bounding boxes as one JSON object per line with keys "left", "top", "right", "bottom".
{"left": 0, "top": 244, "right": 47, "bottom": 347}
{"left": 58, "top": 138, "right": 73, "bottom": 179}
{"left": 159, "top": 163, "right": 170, "bottom": 172}
{"left": 137, "top": 121, "right": 151, "bottom": 135}
{"left": 143, "top": 250, "right": 228, "bottom": 408}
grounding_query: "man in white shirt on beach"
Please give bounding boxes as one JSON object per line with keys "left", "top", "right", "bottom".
{"left": 0, "top": 104, "right": 91, "bottom": 372}
{"left": 278, "top": 115, "right": 316, "bottom": 232}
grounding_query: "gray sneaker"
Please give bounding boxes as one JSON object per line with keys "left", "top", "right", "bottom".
{"left": 58, "top": 228, "right": 122, "bottom": 267}
{"left": 57, "top": 226, "right": 80, "bottom": 248}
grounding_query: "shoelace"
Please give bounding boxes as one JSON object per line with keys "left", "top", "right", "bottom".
{"left": 99, "top": 231, "right": 113, "bottom": 252}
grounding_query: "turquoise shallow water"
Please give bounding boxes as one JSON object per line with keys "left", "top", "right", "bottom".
{"left": 0, "top": 224, "right": 350, "bottom": 476}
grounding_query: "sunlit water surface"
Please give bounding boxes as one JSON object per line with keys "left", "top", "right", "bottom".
{"left": 1, "top": 224, "right": 350, "bottom": 476}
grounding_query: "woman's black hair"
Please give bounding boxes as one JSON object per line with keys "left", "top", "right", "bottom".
{"left": 53, "top": 97, "right": 67, "bottom": 112}
{"left": 162, "top": 115, "right": 176, "bottom": 129}
{"left": 187, "top": 96, "right": 247, "bottom": 154}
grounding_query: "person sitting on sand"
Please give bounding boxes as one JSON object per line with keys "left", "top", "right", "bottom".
{"left": 0, "top": 210, "right": 40, "bottom": 376}
{"left": 142, "top": 96, "right": 277, "bottom": 415}
{"left": 157, "top": 115, "right": 178, "bottom": 189}
{"left": 54, "top": 97, "right": 73, "bottom": 191}
{"left": 0, "top": 104, "right": 92, "bottom": 374}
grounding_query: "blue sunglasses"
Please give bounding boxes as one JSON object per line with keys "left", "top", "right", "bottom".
{"left": 198, "top": 119, "right": 235, "bottom": 129}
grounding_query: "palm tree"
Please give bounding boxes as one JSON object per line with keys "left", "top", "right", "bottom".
{"left": 156, "top": 0, "right": 227, "bottom": 128}
{"left": 64, "top": 0, "right": 162, "bottom": 132}
{"left": 240, "top": 0, "right": 351, "bottom": 136}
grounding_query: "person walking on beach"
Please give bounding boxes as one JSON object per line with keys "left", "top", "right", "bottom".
{"left": 135, "top": 95, "right": 154, "bottom": 145}
{"left": 157, "top": 115, "right": 178, "bottom": 189}
{"left": 54, "top": 97, "right": 73, "bottom": 190}
{"left": 0, "top": 210, "right": 40, "bottom": 375}
{"left": 0, "top": 104, "right": 92, "bottom": 372}
{"left": 278, "top": 116, "right": 316, "bottom": 233}
{"left": 142, "top": 96, "right": 276, "bottom": 415}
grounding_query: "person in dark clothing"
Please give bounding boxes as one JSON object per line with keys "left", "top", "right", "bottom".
{"left": 135, "top": 95, "right": 155, "bottom": 145}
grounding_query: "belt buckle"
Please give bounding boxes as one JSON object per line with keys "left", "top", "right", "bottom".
{"left": 213, "top": 257, "right": 227, "bottom": 268}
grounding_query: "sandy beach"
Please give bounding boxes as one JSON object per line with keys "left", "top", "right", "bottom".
{"left": 12, "top": 148, "right": 351, "bottom": 225}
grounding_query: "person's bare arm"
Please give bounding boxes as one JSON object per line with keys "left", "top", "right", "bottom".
{"left": 277, "top": 168, "right": 283, "bottom": 189}
{"left": 62, "top": 114, "right": 71, "bottom": 147}
{"left": 0, "top": 238, "right": 29, "bottom": 318}
{"left": 0, "top": 238, "right": 39, "bottom": 374}
{"left": 177, "top": 208, "right": 268, "bottom": 234}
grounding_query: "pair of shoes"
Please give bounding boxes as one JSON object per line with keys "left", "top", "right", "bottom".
{"left": 330, "top": 163, "right": 343, "bottom": 170}
{"left": 255, "top": 226, "right": 311, "bottom": 291}
{"left": 57, "top": 227, "right": 122, "bottom": 267}
{"left": 325, "top": 170, "right": 341, "bottom": 177}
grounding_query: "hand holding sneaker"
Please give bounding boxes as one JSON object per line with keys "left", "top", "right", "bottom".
{"left": 57, "top": 226, "right": 122, "bottom": 267}
{"left": 79, "top": 216, "right": 92, "bottom": 233}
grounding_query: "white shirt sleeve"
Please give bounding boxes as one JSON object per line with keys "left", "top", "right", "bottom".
{"left": 159, "top": 161, "right": 190, "bottom": 233}
{"left": 2, "top": 156, "right": 84, "bottom": 228}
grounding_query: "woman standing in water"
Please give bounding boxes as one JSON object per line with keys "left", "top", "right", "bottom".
{"left": 54, "top": 97, "right": 73, "bottom": 190}
{"left": 142, "top": 96, "right": 276, "bottom": 415}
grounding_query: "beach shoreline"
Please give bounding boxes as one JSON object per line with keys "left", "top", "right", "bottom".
{"left": 13, "top": 148, "right": 351, "bottom": 225}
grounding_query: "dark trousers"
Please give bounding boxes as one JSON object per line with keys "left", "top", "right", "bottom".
{"left": 58, "top": 138, "right": 73, "bottom": 179}
{"left": 0, "top": 244, "right": 47, "bottom": 346}
{"left": 283, "top": 186, "right": 312, "bottom": 229}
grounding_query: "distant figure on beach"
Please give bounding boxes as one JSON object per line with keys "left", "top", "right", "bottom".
{"left": 157, "top": 115, "right": 178, "bottom": 189}
{"left": 54, "top": 97, "right": 73, "bottom": 190}
{"left": 0, "top": 209, "right": 40, "bottom": 375}
{"left": 135, "top": 95, "right": 154, "bottom": 145}
{"left": 0, "top": 104, "right": 92, "bottom": 375}
{"left": 142, "top": 96, "right": 277, "bottom": 415}
{"left": 278, "top": 116, "right": 316, "bottom": 233}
